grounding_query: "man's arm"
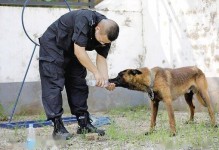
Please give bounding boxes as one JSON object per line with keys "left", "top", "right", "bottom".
{"left": 74, "top": 43, "right": 106, "bottom": 87}
{"left": 96, "top": 54, "right": 109, "bottom": 80}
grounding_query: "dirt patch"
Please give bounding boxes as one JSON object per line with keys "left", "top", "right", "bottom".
{"left": 0, "top": 109, "right": 218, "bottom": 150}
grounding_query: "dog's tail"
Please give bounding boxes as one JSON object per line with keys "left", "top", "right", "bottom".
{"left": 195, "top": 68, "right": 208, "bottom": 107}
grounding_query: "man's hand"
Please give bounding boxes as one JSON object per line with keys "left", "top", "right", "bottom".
{"left": 93, "top": 71, "right": 106, "bottom": 87}
{"left": 105, "top": 83, "right": 116, "bottom": 91}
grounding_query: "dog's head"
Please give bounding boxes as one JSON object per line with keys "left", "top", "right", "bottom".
{"left": 109, "top": 69, "right": 143, "bottom": 89}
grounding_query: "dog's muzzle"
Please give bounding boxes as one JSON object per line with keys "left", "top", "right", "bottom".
{"left": 108, "top": 78, "right": 119, "bottom": 86}
{"left": 108, "top": 76, "right": 124, "bottom": 87}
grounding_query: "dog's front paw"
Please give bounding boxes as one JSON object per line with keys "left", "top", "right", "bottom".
{"left": 185, "top": 120, "right": 195, "bottom": 124}
{"left": 212, "top": 124, "right": 218, "bottom": 128}
{"left": 145, "top": 129, "right": 155, "bottom": 135}
{"left": 144, "top": 131, "right": 151, "bottom": 135}
{"left": 169, "top": 132, "right": 176, "bottom": 137}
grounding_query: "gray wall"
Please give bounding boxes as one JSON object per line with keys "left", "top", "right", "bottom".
{"left": 0, "top": 82, "right": 146, "bottom": 116}
{"left": 1, "top": 77, "right": 218, "bottom": 116}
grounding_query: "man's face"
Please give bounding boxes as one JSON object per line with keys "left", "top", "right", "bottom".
{"left": 95, "top": 26, "right": 111, "bottom": 45}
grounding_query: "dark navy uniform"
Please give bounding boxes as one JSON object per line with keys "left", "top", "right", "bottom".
{"left": 39, "top": 9, "right": 111, "bottom": 120}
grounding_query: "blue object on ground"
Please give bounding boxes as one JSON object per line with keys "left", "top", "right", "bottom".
{"left": 0, "top": 116, "right": 77, "bottom": 129}
{"left": 0, "top": 116, "right": 111, "bottom": 129}
{"left": 91, "top": 116, "right": 111, "bottom": 127}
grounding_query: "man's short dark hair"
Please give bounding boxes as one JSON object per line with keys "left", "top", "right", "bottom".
{"left": 105, "top": 20, "right": 119, "bottom": 41}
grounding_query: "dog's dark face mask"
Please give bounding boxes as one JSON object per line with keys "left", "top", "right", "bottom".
{"left": 109, "top": 69, "right": 142, "bottom": 89}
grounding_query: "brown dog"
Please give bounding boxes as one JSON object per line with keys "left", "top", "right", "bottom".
{"left": 109, "top": 66, "right": 216, "bottom": 136}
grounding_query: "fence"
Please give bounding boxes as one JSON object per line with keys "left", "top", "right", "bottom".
{"left": 0, "top": 0, "right": 95, "bottom": 8}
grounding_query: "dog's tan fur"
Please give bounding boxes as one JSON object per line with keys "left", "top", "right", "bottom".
{"left": 110, "top": 66, "right": 216, "bottom": 135}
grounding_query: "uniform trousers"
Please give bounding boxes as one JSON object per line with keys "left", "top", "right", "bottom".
{"left": 39, "top": 38, "right": 89, "bottom": 120}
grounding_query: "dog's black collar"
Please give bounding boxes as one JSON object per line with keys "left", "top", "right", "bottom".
{"left": 148, "top": 70, "right": 155, "bottom": 101}
{"left": 149, "top": 70, "right": 155, "bottom": 88}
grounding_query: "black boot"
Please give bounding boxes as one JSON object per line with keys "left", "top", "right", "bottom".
{"left": 52, "top": 117, "right": 73, "bottom": 140}
{"left": 76, "top": 113, "right": 105, "bottom": 136}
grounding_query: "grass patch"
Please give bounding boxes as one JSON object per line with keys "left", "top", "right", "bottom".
{"left": 106, "top": 105, "right": 219, "bottom": 149}
{"left": 0, "top": 103, "right": 7, "bottom": 121}
{"left": 1, "top": 105, "right": 218, "bottom": 149}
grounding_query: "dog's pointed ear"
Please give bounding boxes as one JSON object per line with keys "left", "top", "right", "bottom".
{"left": 129, "top": 69, "right": 142, "bottom": 76}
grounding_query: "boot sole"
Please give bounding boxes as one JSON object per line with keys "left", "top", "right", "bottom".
{"left": 52, "top": 133, "right": 73, "bottom": 140}
{"left": 77, "top": 129, "right": 105, "bottom": 136}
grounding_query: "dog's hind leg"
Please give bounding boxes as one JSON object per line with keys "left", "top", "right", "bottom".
{"left": 196, "top": 90, "right": 216, "bottom": 126}
{"left": 196, "top": 75, "right": 216, "bottom": 126}
{"left": 184, "top": 91, "right": 195, "bottom": 123}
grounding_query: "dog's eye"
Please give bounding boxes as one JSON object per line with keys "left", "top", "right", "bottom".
{"left": 129, "top": 69, "right": 142, "bottom": 76}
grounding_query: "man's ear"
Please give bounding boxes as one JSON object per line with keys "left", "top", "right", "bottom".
{"left": 129, "top": 69, "right": 142, "bottom": 76}
{"left": 95, "top": 26, "right": 100, "bottom": 31}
